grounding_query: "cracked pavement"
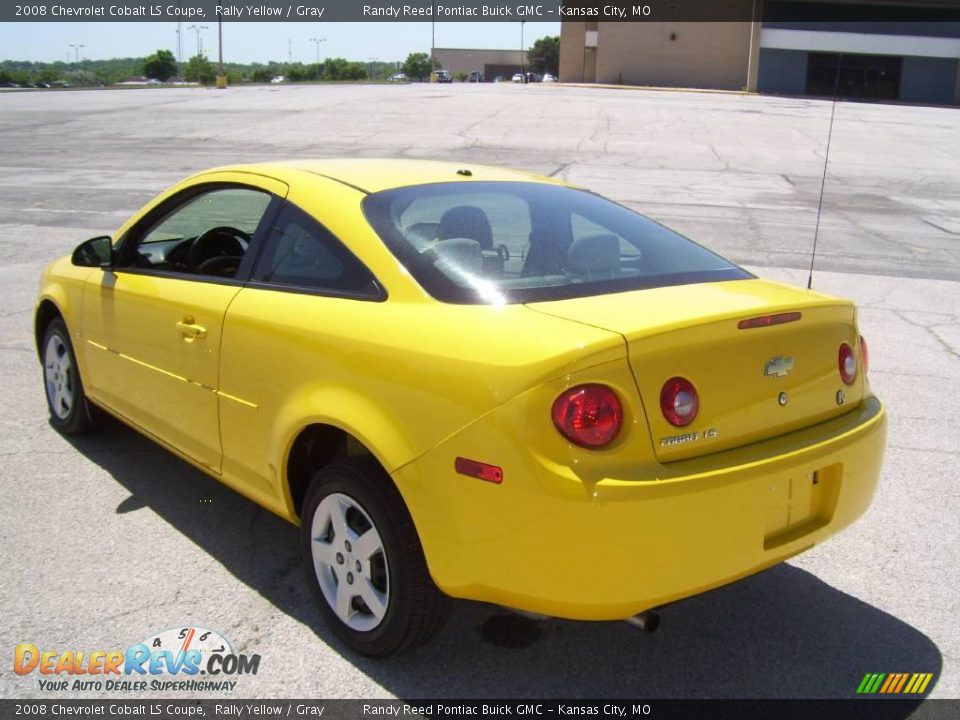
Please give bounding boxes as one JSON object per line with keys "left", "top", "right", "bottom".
{"left": 0, "top": 83, "right": 957, "bottom": 699}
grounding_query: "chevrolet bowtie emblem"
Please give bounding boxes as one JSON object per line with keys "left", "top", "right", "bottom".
{"left": 764, "top": 356, "right": 795, "bottom": 378}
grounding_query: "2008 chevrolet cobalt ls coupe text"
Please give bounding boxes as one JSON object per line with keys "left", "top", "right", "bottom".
{"left": 36, "top": 160, "right": 886, "bottom": 656}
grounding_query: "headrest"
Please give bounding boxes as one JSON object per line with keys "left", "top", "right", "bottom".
{"left": 437, "top": 206, "right": 494, "bottom": 250}
{"left": 567, "top": 233, "right": 620, "bottom": 274}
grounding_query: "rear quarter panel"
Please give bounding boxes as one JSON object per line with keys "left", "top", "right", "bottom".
{"left": 218, "top": 294, "right": 627, "bottom": 520}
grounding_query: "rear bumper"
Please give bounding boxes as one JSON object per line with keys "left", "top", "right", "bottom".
{"left": 394, "top": 395, "right": 886, "bottom": 620}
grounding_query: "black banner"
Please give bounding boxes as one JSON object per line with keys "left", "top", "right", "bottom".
{"left": 3, "top": 700, "right": 960, "bottom": 720}
{"left": 5, "top": 0, "right": 960, "bottom": 23}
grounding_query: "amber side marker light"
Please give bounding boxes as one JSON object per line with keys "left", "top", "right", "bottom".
{"left": 737, "top": 312, "right": 802, "bottom": 330}
{"left": 455, "top": 457, "right": 503, "bottom": 484}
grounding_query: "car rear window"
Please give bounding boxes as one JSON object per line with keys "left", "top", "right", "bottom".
{"left": 362, "top": 182, "right": 751, "bottom": 305}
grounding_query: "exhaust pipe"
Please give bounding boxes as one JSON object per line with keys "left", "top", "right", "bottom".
{"left": 624, "top": 611, "right": 660, "bottom": 633}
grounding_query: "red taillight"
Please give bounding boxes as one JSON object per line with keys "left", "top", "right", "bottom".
{"left": 859, "top": 335, "right": 869, "bottom": 376}
{"left": 454, "top": 457, "right": 503, "bottom": 484}
{"left": 839, "top": 343, "right": 857, "bottom": 385}
{"left": 551, "top": 384, "right": 623, "bottom": 448}
{"left": 660, "top": 377, "right": 699, "bottom": 427}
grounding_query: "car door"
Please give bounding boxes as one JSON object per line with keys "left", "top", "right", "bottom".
{"left": 215, "top": 201, "right": 385, "bottom": 499}
{"left": 81, "top": 177, "right": 286, "bottom": 472}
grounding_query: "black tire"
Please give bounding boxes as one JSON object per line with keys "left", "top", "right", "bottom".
{"left": 41, "top": 317, "right": 96, "bottom": 435}
{"left": 300, "top": 456, "right": 450, "bottom": 657}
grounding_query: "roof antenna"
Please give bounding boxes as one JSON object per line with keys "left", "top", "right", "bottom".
{"left": 807, "top": 53, "right": 842, "bottom": 290}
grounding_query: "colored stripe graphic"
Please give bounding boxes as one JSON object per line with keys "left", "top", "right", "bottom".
{"left": 879, "top": 674, "right": 896, "bottom": 693}
{"left": 904, "top": 673, "right": 934, "bottom": 694}
{"left": 857, "top": 672, "right": 933, "bottom": 694}
{"left": 893, "top": 674, "right": 909, "bottom": 693}
{"left": 857, "top": 673, "right": 884, "bottom": 694}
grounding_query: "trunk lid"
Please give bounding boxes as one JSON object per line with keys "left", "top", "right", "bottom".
{"left": 527, "top": 279, "right": 865, "bottom": 462}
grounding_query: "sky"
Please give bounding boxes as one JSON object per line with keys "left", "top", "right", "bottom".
{"left": 0, "top": 21, "right": 561, "bottom": 64}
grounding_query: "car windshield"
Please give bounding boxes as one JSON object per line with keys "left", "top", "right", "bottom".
{"left": 362, "top": 182, "right": 751, "bottom": 305}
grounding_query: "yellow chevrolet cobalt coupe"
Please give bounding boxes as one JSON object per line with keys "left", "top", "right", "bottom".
{"left": 36, "top": 160, "right": 886, "bottom": 656}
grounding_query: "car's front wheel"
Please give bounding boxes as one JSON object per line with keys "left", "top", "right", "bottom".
{"left": 301, "top": 456, "right": 449, "bottom": 656}
{"left": 42, "top": 318, "right": 96, "bottom": 435}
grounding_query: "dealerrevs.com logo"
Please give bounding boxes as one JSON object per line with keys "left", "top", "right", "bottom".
{"left": 14, "top": 625, "right": 261, "bottom": 692}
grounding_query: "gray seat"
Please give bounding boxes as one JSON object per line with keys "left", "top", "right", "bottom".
{"left": 437, "top": 206, "right": 494, "bottom": 251}
{"left": 567, "top": 233, "right": 620, "bottom": 280}
{"left": 431, "top": 237, "right": 483, "bottom": 277}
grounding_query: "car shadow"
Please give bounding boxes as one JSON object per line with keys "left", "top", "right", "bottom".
{"left": 65, "top": 420, "right": 942, "bottom": 701}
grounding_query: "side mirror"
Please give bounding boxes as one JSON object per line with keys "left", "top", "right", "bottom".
{"left": 71, "top": 236, "right": 113, "bottom": 268}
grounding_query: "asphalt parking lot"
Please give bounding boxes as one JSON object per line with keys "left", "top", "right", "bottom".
{"left": 0, "top": 82, "right": 957, "bottom": 700}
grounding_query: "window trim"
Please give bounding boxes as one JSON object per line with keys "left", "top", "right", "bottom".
{"left": 247, "top": 199, "right": 387, "bottom": 302}
{"left": 112, "top": 182, "right": 283, "bottom": 286}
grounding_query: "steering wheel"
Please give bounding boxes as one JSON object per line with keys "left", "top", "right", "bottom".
{"left": 196, "top": 254, "right": 243, "bottom": 277}
{"left": 188, "top": 226, "right": 250, "bottom": 271}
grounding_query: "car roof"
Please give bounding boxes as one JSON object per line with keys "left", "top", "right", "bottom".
{"left": 198, "top": 159, "right": 567, "bottom": 194}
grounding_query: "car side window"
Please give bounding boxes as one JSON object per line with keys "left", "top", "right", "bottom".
{"left": 121, "top": 187, "right": 272, "bottom": 279}
{"left": 253, "top": 204, "right": 381, "bottom": 298}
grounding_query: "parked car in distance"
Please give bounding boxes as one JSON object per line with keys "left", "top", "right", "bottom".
{"left": 468, "top": 71, "right": 484, "bottom": 83}
{"left": 387, "top": 73, "right": 409, "bottom": 83}
{"left": 434, "top": 69, "right": 452, "bottom": 83}
{"left": 37, "top": 159, "right": 886, "bottom": 658}
{"left": 270, "top": 75, "right": 286, "bottom": 84}
{"left": 542, "top": 73, "right": 557, "bottom": 83}
{"left": 511, "top": 72, "right": 525, "bottom": 83}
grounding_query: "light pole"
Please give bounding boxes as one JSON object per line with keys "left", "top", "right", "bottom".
{"left": 430, "top": 7, "right": 435, "bottom": 82}
{"left": 187, "top": 24, "right": 207, "bottom": 57}
{"left": 68, "top": 44, "right": 84, "bottom": 64}
{"left": 520, "top": 21, "right": 526, "bottom": 83}
{"left": 216, "top": 18, "right": 225, "bottom": 89}
{"left": 309, "top": 37, "right": 326, "bottom": 66}
{"left": 367, "top": 56, "right": 379, "bottom": 81}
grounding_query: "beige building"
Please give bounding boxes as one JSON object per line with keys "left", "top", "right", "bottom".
{"left": 433, "top": 48, "right": 529, "bottom": 79}
{"left": 559, "top": 2, "right": 960, "bottom": 105}
{"left": 560, "top": 22, "right": 761, "bottom": 90}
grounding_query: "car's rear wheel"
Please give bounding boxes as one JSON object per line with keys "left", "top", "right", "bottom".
{"left": 42, "top": 318, "right": 96, "bottom": 435}
{"left": 301, "top": 456, "right": 449, "bottom": 656}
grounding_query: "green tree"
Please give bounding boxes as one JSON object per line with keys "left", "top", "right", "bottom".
{"left": 286, "top": 62, "right": 308, "bottom": 81}
{"left": 527, "top": 35, "right": 560, "bottom": 76}
{"left": 251, "top": 65, "right": 278, "bottom": 83}
{"left": 143, "top": 49, "right": 178, "bottom": 81}
{"left": 322, "top": 57, "right": 349, "bottom": 80}
{"left": 455, "top": 71, "right": 469, "bottom": 82}
{"left": 184, "top": 54, "right": 215, "bottom": 85}
{"left": 319, "top": 57, "right": 367, "bottom": 81}
{"left": 344, "top": 61, "right": 367, "bottom": 80}
{"left": 63, "top": 69, "right": 97, "bottom": 87}
{"left": 402, "top": 52, "right": 436, "bottom": 82}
